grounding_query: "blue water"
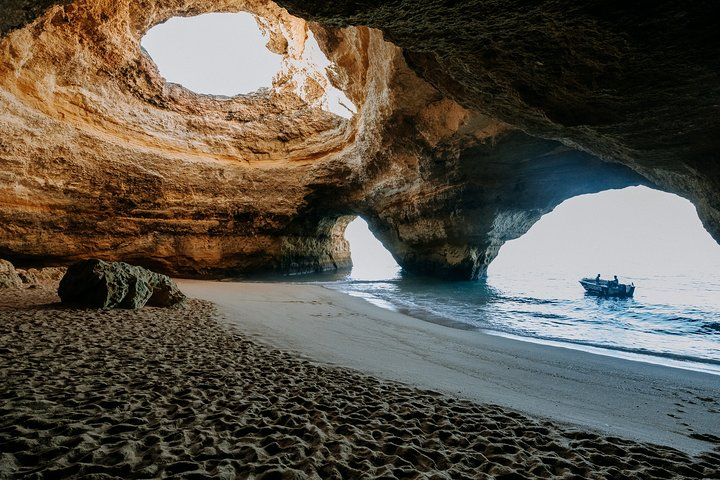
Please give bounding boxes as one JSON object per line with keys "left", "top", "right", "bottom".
{"left": 255, "top": 188, "right": 720, "bottom": 374}
{"left": 317, "top": 268, "right": 720, "bottom": 374}
{"left": 305, "top": 190, "right": 720, "bottom": 374}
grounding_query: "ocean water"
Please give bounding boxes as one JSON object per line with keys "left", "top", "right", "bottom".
{"left": 310, "top": 188, "right": 720, "bottom": 374}
{"left": 321, "top": 268, "right": 720, "bottom": 374}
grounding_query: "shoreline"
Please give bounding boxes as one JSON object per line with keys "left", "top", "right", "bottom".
{"left": 333, "top": 285, "right": 720, "bottom": 376}
{"left": 482, "top": 330, "right": 720, "bottom": 377}
{"left": 178, "top": 279, "right": 720, "bottom": 456}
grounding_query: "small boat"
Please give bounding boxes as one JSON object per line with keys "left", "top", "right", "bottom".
{"left": 579, "top": 277, "right": 635, "bottom": 297}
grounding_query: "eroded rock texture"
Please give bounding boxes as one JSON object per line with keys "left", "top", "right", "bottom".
{"left": 0, "top": 0, "right": 717, "bottom": 279}
{"left": 58, "top": 259, "right": 186, "bottom": 308}
{"left": 0, "top": 259, "right": 23, "bottom": 288}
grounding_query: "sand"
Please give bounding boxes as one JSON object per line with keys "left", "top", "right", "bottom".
{"left": 178, "top": 280, "right": 720, "bottom": 456}
{"left": 1, "top": 283, "right": 718, "bottom": 479}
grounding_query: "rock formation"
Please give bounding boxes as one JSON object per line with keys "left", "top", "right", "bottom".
{"left": 0, "top": 259, "right": 23, "bottom": 288}
{"left": 0, "top": 258, "right": 64, "bottom": 288}
{"left": 58, "top": 259, "right": 186, "bottom": 308}
{"left": 16, "top": 266, "right": 66, "bottom": 286}
{"left": 0, "top": 0, "right": 717, "bottom": 279}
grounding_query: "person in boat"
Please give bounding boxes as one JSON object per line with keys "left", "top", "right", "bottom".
{"left": 595, "top": 274, "right": 601, "bottom": 284}
{"left": 612, "top": 275, "right": 619, "bottom": 286}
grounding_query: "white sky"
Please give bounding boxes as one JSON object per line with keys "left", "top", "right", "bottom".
{"left": 142, "top": 13, "right": 282, "bottom": 95}
{"left": 141, "top": 13, "right": 356, "bottom": 117}
{"left": 489, "top": 186, "right": 720, "bottom": 278}
{"left": 344, "top": 218, "right": 400, "bottom": 280}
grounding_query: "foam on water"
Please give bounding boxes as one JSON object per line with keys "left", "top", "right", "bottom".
{"left": 324, "top": 270, "right": 720, "bottom": 374}
{"left": 322, "top": 188, "right": 720, "bottom": 374}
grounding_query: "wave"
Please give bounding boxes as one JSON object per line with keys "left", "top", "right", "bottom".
{"left": 324, "top": 276, "right": 720, "bottom": 370}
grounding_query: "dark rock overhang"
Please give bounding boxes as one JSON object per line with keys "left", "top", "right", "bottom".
{"left": 0, "top": 1, "right": 717, "bottom": 279}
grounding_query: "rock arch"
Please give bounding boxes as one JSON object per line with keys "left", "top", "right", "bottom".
{"left": 0, "top": 0, "right": 718, "bottom": 279}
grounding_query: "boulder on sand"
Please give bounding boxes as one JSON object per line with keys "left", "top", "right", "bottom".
{"left": 58, "top": 259, "right": 186, "bottom": 309}
{"left": 0, "top": 259, "right": 22, "bottom": 288}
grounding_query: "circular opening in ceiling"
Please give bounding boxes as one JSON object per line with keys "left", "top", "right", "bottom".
{"left": 141, "top": 12, "right": 282, "bottom": 96}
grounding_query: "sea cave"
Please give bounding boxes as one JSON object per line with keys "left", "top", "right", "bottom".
{"left": 1, "top": 1, "right": 719, "bottom": 478}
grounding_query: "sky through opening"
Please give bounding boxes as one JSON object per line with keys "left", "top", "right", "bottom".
{"left": 142, "top": 13, "right": 282, "bottom": 95}
{"left": 343, "top": 187, "right": 720, "bottom": 284}
{"left": 141, "top": 12, "right": 356, "bottom": 117}
{"left": 488, "top": 186, "right": 720, "bottom": 280}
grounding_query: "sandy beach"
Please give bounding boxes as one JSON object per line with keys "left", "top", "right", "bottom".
{"left": 1, "top": 282, "right": 719, "bottom": 479}
{"left": 178, "top": 280, "right": 720, "bottom": 455}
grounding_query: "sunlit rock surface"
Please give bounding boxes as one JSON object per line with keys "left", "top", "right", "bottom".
{"left": 0, "top": 259, "right": 22, "bottom": 288}
{"left": 0, "top": 0, "right": 717, "bottom": 279}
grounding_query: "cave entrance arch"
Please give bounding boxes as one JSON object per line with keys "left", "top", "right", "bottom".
{"left": 487, "top": 186, "right": 720, "bottom": 302}
{"left": 344, "top": 217, "right": 400, "bottom": 280}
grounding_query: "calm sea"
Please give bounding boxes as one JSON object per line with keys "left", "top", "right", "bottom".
{"left": 309, "top": 191, "right": 720, "bottom": 375}
{"left": 276, "top": 263, "right": 720, "bottom": 375}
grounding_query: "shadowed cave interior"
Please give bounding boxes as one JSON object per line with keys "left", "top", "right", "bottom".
{"left": 2, "top": 2, "right": 720, "bottom": 479}
{"left": 0, "top": 0, "right": 718, "bottom": 281}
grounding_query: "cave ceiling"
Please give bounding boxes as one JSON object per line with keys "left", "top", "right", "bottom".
{"left": 0, "top": 0, "right": 717, "bottom": 279}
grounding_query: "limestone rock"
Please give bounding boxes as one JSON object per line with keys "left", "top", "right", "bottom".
{"left": 0, "top": 1, "right": 718, "bottom": 280}
{"left": 0, "top": 259, "right": 22, "bottom": 288}
{"left": 26, "top": 267, "right": 66, "bottom": 285}
{"left": 58, "top": 259, "right": 185, "bottom": 309}
{"left": 1, "top": 262, "right": 67, "bottom": 288}
{"left": 15, "top": 268, "right": 37, "bottom": 286}
{"left": 146, "top": 274, "right": 188, "bottom": 308}
{"left": 0, "top": 0, "right": 72, "bottom": 37}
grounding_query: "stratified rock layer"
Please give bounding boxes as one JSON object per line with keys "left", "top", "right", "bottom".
{"left": 0, "top": 0, "right": 718, "bottom": 279}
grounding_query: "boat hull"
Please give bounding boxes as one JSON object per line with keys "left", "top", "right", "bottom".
{"left": 579, "top": 279, "right": 635, "bottom": 297}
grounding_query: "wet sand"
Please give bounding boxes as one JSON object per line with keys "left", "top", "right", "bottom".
{"left": 1, "top": 283, "right": 718, "bottom": 479}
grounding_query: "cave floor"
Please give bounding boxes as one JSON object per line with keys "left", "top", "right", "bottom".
{"left": 0, "top": 285, "right": 718, "bottom": 479}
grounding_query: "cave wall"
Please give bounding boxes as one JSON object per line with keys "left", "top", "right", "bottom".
{"left": 0, "top": 0, "right": 72, "bottom": 36}
{"left": 0, "top": 0, "right": 360, "bottom": 276}
{"left": 0, "top": 0, "right": 717, "bottom": 279}
{"left": 276, "top": 0, "right": 720, "bottom": 242}
{"left": 362, "top": 133, "right": 649, "bottom": 279}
